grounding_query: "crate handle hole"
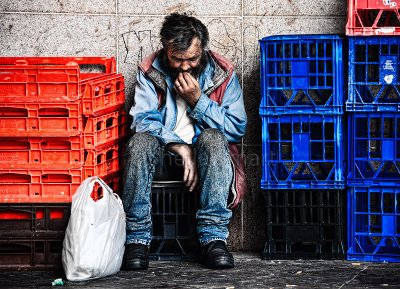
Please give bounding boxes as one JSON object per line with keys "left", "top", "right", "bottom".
{"left": 38, "top": 108, "right": 69, "bottom": 117}
{"left": 0, "top": 140, "right": 29, "bottom": 150}
{"left": 0, "top": 173, "right": 31, "bottom": 183}
{"left": 106, "top": 118, "right": 114, "bottom": 128}
{"left": 105, "top": 86, "right": 112, "bottom": 94}
{"left": 41, "top": 140, "right": 71, "bottom": 150}
{"left": 96, "top": 122, "right": 102, "bottom": 131}
{"left": 41, "top": 174, "right": 72, "bottom": 183}
{"left": 0, "top": 107, "right": 28, "bottom": 117}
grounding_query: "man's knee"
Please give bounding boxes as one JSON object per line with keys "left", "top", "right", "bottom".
{"left": 125, "top": 133, "right": 160, "bottom": 157}
{"left": 196, "top": 128, "right": 226, "bottom": 148}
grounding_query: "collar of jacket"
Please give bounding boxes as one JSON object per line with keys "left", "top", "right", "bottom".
{"left": 138, "top": 49, "right": 233, "bottom": 97}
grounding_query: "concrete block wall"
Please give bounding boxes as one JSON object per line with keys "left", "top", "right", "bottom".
{"left": 0, "top": 1, "right": 347, "bottom": 251}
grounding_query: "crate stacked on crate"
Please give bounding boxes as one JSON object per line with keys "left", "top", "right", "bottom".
{"left": 346, "top": 35, "right": 400, "bottom": 262}
{"left": 259, "top": 35, "right": 345, "bottom": 259}
{"left": 346, "top": 0, "right": 400, "bottom": 36}
{"left": 149, "top": 181, "right": 199, "bottom": 261}
{"left": 0, "top": 57, "right": 127, "bottom": 269}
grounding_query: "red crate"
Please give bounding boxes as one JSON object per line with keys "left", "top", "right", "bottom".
{"left": 83, "top": 109, "right": 128, "bottom": 149}
{"left": 0, "top": 204, "right": 70, "bottom": 239}
{"left": 347, "top": 0, "right": 400, "bottom": 35}
{"left": 0, "top": 169, "right": 83, "bottom": 203}
{"left": 0, "top": 136, "right": 84, "bottom": 169}
{"left": 0, "top": 56, "right": 116, "bottom": 73}
{"left": 81, "top": 74, "right": 125, "bottom": 116}
{"left": 0, "top": 57, "right": 116, "bottom": 103}
{"left": 0, "top": 238, "right": 63, "bottom": 270}
{"left": 102, "top": 171, "right": 123, "bottom": 196}
{"left": 83, "top": 141, "right": 124, "bottom": 178}
{"left": 0, "top": 65, "right": 81, "bottom": 103}
{"left": 0, "top": 103, "right": 81, "bottom": 137}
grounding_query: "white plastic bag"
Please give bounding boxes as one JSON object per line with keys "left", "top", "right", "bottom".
{"left": 62, "top": 176, "right": 126, "bottom": 281}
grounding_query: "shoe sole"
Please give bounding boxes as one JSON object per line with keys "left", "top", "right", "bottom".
{"left": 205, "top": 256, "right": 234, "bottom": 269}
{"left": 123, "top": 259, "right": 149, "bottom": 270}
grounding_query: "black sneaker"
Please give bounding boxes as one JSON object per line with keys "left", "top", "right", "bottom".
{"left": 201, "top": 240, "right": 234, "bottom": 269}
{"left": 122, "top": 243, "right": 149, "bottom": 270}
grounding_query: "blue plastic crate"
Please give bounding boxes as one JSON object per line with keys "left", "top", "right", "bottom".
{"left": 259, "top": 35, "right": 343, "bottom": 115}
{"left": 347, "top": 112, "right": 400, "bottom": 187}
{"left": 347, "top": 186, "right": 400, "bottom": 263}
{"left": 260, "top": 113, "right": 344, "bottom": 189}
{"left": 347, "top": 36, "right": 400, "bottom": 112}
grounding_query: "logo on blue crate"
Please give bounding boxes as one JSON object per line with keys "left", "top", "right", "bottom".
{"left": 380, "top": 55, "right": 398, "bottom": 85}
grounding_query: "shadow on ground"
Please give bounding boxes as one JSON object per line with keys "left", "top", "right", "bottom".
{"left": 0, "top": 252, "right": 399, "bottom": 289}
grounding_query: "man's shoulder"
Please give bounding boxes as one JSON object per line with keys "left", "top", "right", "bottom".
{"left": 138, "top": 50, "right": 162, "bottom": 73}
{"left": 208, "top": 50, "right": 235, "bottom": 73}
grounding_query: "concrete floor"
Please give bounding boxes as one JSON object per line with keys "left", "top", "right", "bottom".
{"left": 0, "top": 252, "right": 399, "bottom": 289}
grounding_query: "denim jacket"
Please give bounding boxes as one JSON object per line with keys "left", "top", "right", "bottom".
{"left": 130, "top": 50, "right": 247, "bottom": 209}
{"left": 129, "top": 50, "right": 247, "bottom": 146}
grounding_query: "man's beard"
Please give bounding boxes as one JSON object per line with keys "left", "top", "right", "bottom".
{"left": 163, "top": 50, "right": 208, "bottom": 80}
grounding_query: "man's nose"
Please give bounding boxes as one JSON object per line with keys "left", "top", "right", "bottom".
{"left": 180, "top": 61, "right": 191, "bottom": 72}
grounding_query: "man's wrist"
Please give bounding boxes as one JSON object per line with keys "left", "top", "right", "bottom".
{"left": 188, "top": 93, "right": 201, "bottom": 107}
{"left": 166, "top": 143, "right": 190, "bottom": 156}
{"left": 188, "top": 93, "right": 210, "bottom": 121}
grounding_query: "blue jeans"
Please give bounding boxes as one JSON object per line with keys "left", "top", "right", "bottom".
{"left": 122, "top": 128, "right": 233, "bottom": 246}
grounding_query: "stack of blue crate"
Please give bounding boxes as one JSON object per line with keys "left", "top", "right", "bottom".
{"left": 346, "top": 36, "right": 400, "bottom": 262}
{"left": 259, "top": 35, "right": 345, "bottom": 259}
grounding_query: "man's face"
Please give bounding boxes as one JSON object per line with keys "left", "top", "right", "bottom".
{"left": 165, "top": 37, "right": 203, "bottom": 79}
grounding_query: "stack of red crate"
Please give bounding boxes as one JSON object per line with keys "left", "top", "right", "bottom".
{"left": 0, "top": 57, "right": 127, "bottom": 269}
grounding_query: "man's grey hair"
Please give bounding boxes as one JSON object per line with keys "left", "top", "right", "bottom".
{"left": 160, "top": 13, "right": 209, "bottom": 52}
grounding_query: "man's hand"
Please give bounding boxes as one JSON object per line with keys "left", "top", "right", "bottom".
{"left": 166, "top": 143, "right": 198, "bottom": 192}
{"left": 174, "top": 72, "right": 201, "bottom": 107}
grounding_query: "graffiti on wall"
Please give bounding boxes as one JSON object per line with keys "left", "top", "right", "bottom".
{"left": 121, "top": 29, "right": 159, "bottom": 65}
{"left": 120, "top": 18, "right": 250, "bottom": 69}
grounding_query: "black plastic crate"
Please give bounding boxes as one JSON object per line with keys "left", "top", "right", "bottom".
{"left": 0, "top": 238, "right": 63, "bottom": 270}
{"left": 150, "top": 181, "right": 199, "bottom": 261}
{"left": 263, "top": 190, "right": 344, "bottom": 259}
{"left": 0, "top": 204, "right": 70, "bottom": 239}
